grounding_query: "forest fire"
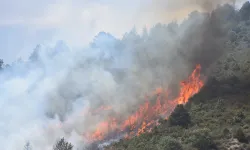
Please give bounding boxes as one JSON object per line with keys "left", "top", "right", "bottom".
{"left": 84, "top": 64, "right": 204, "bottom": 143}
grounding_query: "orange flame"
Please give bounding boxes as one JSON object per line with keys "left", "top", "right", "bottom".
{"left": 84, "top": 64, "right": 204, "bottom": 142}
{"left": 176, "top": 64, "right": 203, "bottom": 104}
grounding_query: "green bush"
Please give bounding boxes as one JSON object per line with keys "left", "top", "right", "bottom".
{"left": 188, "top": 128, "right": 217, "bottom": 150}
{"left": 233, "top": 128, "right": 248, "bottom": 143}
{"left": 157, "top": 136, "right": 183, "bottom": 150}
{"left": 168, "top": 104, "right": 191, "bottom": 128}
{"left": 222, "top": 128, "right": 231, "bottom": 139}
{"left": 53, "top": 138, "right": 73, "bottom": 150}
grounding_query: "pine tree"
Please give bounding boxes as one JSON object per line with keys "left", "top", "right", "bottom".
{"left": 53, "top": 138, "right": 73, "bottom": 150}
{"left": 23, "top": 142, "right": 32, "bottom": 150}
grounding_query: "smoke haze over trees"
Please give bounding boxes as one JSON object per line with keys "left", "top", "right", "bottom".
{"left": 0, "top": 1, "right": 250, "bottom": 149}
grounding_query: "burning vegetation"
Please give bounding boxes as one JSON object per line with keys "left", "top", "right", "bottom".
{"left": 83, "top": 64, "right": 204, "bottom": 144}
{"left": 12, "top": 1, "right": 250, "bottom": 150}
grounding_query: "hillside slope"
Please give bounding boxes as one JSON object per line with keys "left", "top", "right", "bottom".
{"left": 105, "top": 78, "right": 250, "bottom": 150}
{"left": 104, "top": 2, "right": 250, "bottom": 150}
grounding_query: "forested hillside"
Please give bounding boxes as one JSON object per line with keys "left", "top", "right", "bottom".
{"left": 104, "top": 2, "right": 250, "bottom": 150}
{"left": 1, "top": 1, "right": 250, "bottom": 150}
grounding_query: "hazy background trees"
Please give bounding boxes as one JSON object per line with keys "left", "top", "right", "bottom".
{"left": 53, "top": 138, "right": 73, "bottom": 150}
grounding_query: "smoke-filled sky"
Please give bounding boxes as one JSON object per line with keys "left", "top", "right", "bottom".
{"left": 0, "top": 0, "right": 249, "bottom": 150}
{"left": 0, "top": 0, "right": 247, "bottom": 63}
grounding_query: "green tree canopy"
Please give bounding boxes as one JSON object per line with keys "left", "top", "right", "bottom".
{"left": 53, "top": 138, "right": 73, "bottom": 150}
{"left": 168, "top": 104, "right": 191, "bottom": 127}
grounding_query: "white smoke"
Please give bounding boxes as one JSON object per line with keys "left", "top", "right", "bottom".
{"left": 0, "top": 26, "right": 184, "bottom": 149}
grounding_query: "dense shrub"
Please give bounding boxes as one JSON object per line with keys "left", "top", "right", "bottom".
{"left": 168, "top": 104, "right": 191, "bottom": 128}
{"left": 233, "top": 111, "right": 245, "bottom": 123}
{"left": 222, "top": 128, "right": 231, "bottom": 139}
{"left": 188, "top": 128, "right": 217, "bottom": 150}
{"left": 157, "top": 136, "right": 183, "bottom": 150}
{"left": 233, "top": 128, "right": 248, "bottom": 143}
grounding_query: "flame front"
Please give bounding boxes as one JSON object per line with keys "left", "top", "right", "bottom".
{"left": 176, "top": 64, "right": 204, "bottom": 104}
{"left": 85, "top": 64, "right": 204, "bottom": 142}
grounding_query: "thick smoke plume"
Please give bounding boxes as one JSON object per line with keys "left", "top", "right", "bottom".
{"left": 0, "top": 0, "right": 248, "bottom": 150}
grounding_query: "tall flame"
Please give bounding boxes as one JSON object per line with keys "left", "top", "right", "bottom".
{"left": 85, "top": 64, "right": 204, "bottom": 142}
{"left": 176, "top": 64, "right": 203, "bottom": 104}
